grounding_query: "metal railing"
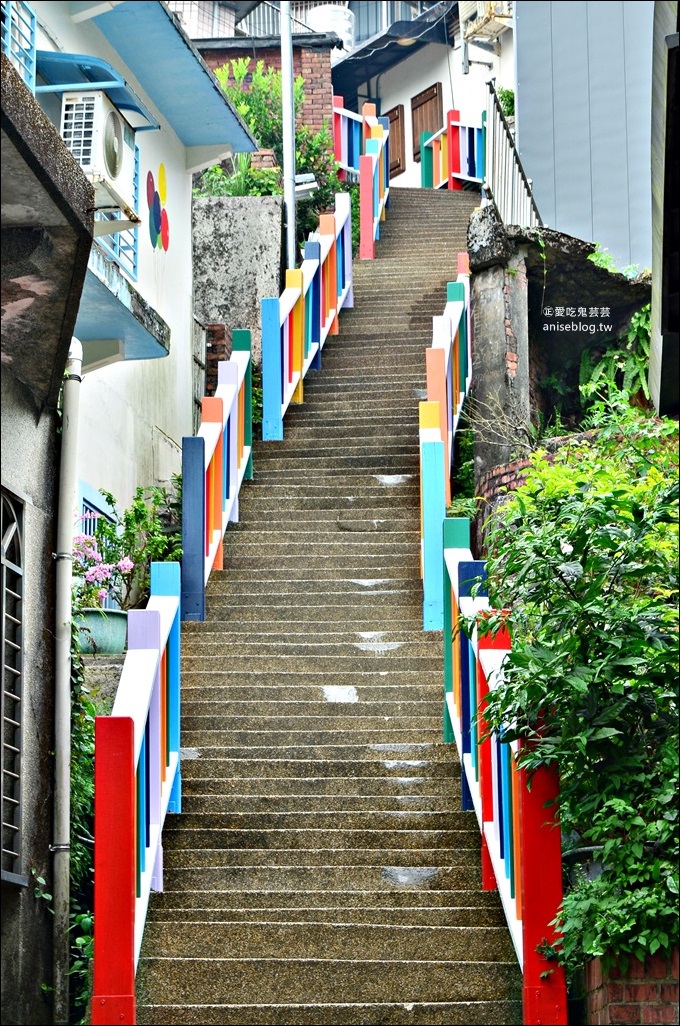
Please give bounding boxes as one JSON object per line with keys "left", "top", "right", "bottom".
{"left": 91, "top": 561, "right": 182, "bottom": 1025}
{"left": 484, "top": 81, "right": 542, "bottom": 227}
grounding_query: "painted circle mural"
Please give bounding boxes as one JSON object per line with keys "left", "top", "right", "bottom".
{"left": 147, "top": 164, "right": 170, "bottom": 251}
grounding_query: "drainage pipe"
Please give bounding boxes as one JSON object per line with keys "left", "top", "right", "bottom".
{"left": 52, "top": 337, "right": 83, "bottom": 1023}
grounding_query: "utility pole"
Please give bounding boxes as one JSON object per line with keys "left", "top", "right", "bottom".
{"left": 280, "top": 0, "right": 296, "bottom": 268}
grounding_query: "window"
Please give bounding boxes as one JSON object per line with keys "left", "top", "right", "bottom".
{"left": 386, "top": 104, "right": 406, "bottom": 177}
{"left": 1, "top": 489, "right": 26, "bottom": 886}
{"left": 411, "top": 82, "right": 443, "bottom": 161}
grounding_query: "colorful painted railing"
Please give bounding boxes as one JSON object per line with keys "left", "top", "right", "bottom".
{"left": 91, "top": 561, "right": 182, "bottom": 1026}
{"left": 441, "top": 517, "right": 568, "bottom": 1024}
{"left": 419, "top": 253, "right": 472, "bottom": 630}
{"left": 261, "top": 191, "right": 353, "bottom": 441}
{"left": 421, "top": 109, "right": 485, "bottom": 191}
{"left": 332, "top": 96, "right": 390, "bottom": 261}
{"left": 333, "top": 94, "right": 363, "bottom": 182}
{"left": 181, "top": 333, "right": 253, "bottom": 621}
{"left": 359, "top": 103, "right": 390, "bottom": 260}
{"left": 484, "top": 82, "right": 542, "bottom": 228}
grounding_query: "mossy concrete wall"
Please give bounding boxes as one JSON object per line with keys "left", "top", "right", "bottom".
{"left": 192, "top": 196, "right": 284, "bottom": 366}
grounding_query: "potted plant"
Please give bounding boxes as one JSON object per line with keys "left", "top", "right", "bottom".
{"left": 73, "top": 482, "right": 181, "bottom": 653}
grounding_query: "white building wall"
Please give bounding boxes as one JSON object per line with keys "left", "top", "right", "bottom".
{"left": 370, "top": 40, "right": 500, "bottom": 188}
{"left": 33, "top": 2, "right": 197, "bottom": 508}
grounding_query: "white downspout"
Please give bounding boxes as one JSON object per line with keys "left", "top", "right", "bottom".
{"left": 52, "top": 337, "right": 83, "bottom": 1024}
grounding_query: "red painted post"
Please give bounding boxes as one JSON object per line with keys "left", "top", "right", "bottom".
{"left": 447, "top": 109, "right": 463, "bottom": 191}
{"left": 519, "top": 754, "right": 569, "bottom": 1024}
{"left": 91, "top": 717, "right": 136, "bottom": 1024}
{"left": 359, "top": 153, "right": 375, "bottom": 260}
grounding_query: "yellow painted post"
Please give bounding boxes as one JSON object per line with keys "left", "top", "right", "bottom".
{"left": 286, "top": 269, "right": 305, "bottom": 403}
{"left": 426, "top": 347, "right": 451, "bottom": 504}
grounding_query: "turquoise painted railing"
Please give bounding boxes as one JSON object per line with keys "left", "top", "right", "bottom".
{"left": 332, "top": 96, "right": 390, "bottom": 260}
{"left": 419, "top": 253, "right": 472, "bottom": 630}
{"left": 261, "top": 191, "right": 353, "bottom": 441}
{"left": 91, "top": 561, "right": 182, "bottom": 1026}
{"left": 441, "top": 519, "right": 568, "bottom": 1024}
{"left": 181, "top": 334, "right": 253, "bottom": 621}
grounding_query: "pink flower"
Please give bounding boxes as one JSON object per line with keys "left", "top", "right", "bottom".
{"left": 117, "top": 556, "right": 134, "bottom": 573}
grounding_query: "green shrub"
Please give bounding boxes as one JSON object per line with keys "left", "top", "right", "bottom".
{"left": 474, "top": 393, "right": 679, "bottom": 977}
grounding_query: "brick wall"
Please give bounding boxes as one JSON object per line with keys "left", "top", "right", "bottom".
{"left": 201, "top": 46, "right": 334, "bottom": 134}
{"left": 583, "top": 950, "right": 679, "bottom": 1025}
{"left": 205, "top": 323, "right": 231, "bottom": 396}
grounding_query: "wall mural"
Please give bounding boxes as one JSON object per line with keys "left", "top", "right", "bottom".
{"left": 147, "top": 163, "right": 170, "bottom": 251}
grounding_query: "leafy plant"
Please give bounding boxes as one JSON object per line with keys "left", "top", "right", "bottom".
{"left": 74, "top": 484, "right": 182, "bottom": 612}
{"left": 204, "top": 57, "right": 346, "bottom": 252}
{"left": 194, "top": 153, "right": 282, "bottom": 199}
{"left": 580, "top": 303, "right": 652, "bottom": 408}
{"left": 496, "top": 86, "right": 515, "bottom": 118}
{"left": 472, "top": 396, "right": 679, "bottom": 977}
{"left": 587, "top": 243, "right": 639, "bottom": 280}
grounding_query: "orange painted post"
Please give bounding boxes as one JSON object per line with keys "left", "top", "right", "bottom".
{"left": 201, "top": 396, "right": 224, "bottom": 571}
{"left": 91, "top": 717, "right": 136, "bottom": 1025}
{"left": 361, "top": 101, "right": 377, "bottom": 149}
{"left": 286, "top": 269, "right": 305, "bottom": 402}
{"left": 519, "top": 753, "right": 569, "bottom": 1024}
{"left": 447, "top": 109, "right": 463, "bottom": 190}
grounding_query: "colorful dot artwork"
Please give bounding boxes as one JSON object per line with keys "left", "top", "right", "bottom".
{"left": 147, "top": 163, "right": 170, "bottom": 251}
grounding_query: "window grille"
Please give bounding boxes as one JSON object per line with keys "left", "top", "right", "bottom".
{"left": 1, "top": 0, "right": 36, "bottom": 90}
{"left": 1, "top": 489, "right": 26, "bottom": 886}
{"left": 95, "top": 144, "right": 140, "bottom": 280}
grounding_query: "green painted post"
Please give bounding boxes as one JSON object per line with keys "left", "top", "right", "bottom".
{"left": 421, "top": 131, "right": 435, "bottom": 188}
{"left": 232, "top": 329, "right": 253, "bottom": 479}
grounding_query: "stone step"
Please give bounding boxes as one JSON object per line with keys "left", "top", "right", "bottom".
{"left": 141, "top": 921, "right": 515, "bottom": 962}
{"left": 159, "top": 863, "right": 485, "bottom": 895}
{"left": 148, "top": 886, "right": 500, "bottom": 912}
{"left": 180, "top": 670, "right": 442, "bottom": 689}
{"left": 179, "top": 702, "right": 441, "bottom": 720}
{"left": 145, "top": 905, "right": 503, "bottom": 927}
{"left": 160, "top": 846, "right": 479, "bottom": 869}
{"left": 179, "top": 776, "right": 461, "bottom": 798}
{"left": 137, "top": 999, "right": 521, "bottom": 1026}
{"left": 177, "top": 794, "right": 456, "bottom": 813}
{"left": 178, "top": 755, "right": 458, "bottom": 780}
{"left": 162, "top": 809, "right": 474, "bottom": 833}
{"left": 136, "top": 955, "right": 520, "bottom": 1008}
{"left": 181, "top": 730, "right": 445, "bottom": 750}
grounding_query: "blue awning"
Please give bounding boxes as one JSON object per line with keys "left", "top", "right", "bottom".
{"left": 35, "top": 51, "right": 160, "bottom": 130}
{"left": 90, "top": 1, "right": 256, "bottom": 167}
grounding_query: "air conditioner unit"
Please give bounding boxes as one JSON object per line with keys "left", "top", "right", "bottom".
{"left": 60, "top": 90, "right": 138, "bottom": 219}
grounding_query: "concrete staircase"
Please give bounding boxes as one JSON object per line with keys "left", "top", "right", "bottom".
{"left": 136, "top": 188, "right": 523, "bottom": 1025}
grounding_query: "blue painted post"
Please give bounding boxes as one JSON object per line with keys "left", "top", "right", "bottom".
{"left": 304, "top": 241, "right": 322, "bottom": 370}
{"left": 261, "top": 296, "right": 283, "bottom": 441}
{"left": 421, "top": 438, "right": 446, "bottom": 630}
{"left": 379, "top": 115, "right": 390, "bottom": 207}
{"left": 151, "top": 561, "right": 182, "bottom": 813}
{"left": 365, "top": 138, "right": 381, "bottom": 240}
{"left": 181, "top": 435, "right": 206, "bottom": 621}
